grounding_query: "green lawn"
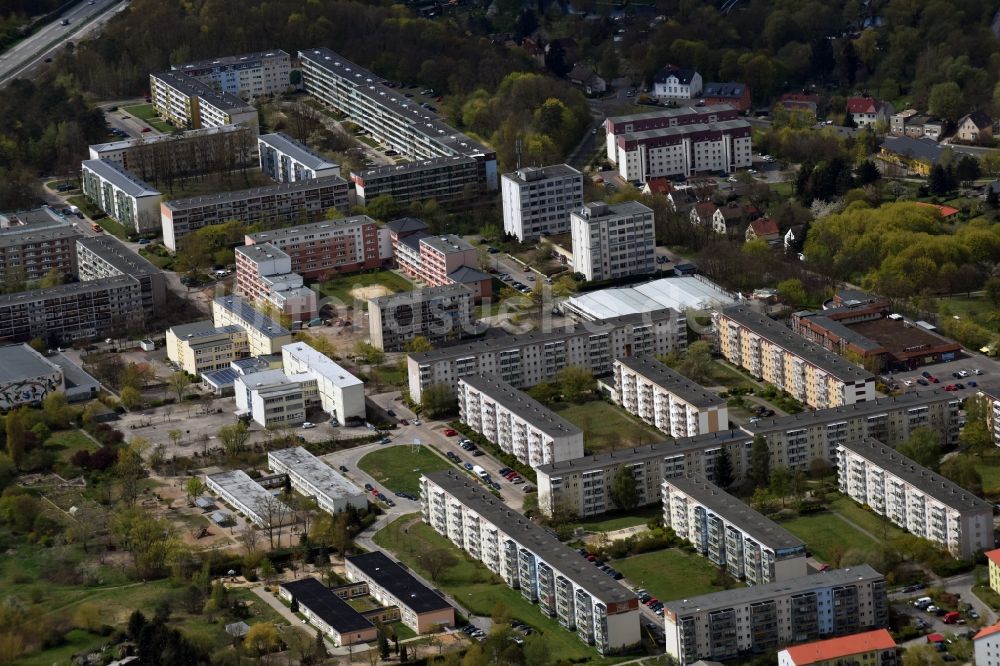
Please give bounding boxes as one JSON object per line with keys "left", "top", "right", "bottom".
{"left": 13, "top": 629, "right": 106, "bottom": 666}
{"left": 46, "top": 430, "right": 97, "bottom": 462}
{"left": 159, "top": 169, "right": 272, "bottom": 200}
{"left": 769, "top": 181, "right": 794, "bottom": 199}
{"left": 66, "top": 194, "right": 101, "bottom": 219}
{"left": 139, "top": 246, "right": 174, "bottom": 269}
{"left": 554, "top": 400, "right": 663, "bottom": 454}
{"left": 778, "top": 511, "right": 877, "bottom": 563}
{"left": 374, "top": 515, "right": 623, "bottom": 664}
{"left": 939, "top": 293, "right": 1000, "bottom": 333}
{"left": 613, "top": 549, "right": 731, "bottom": 602}
{"left": 122, "top": 103, "right": 175, "bottom": 133}
{"left": 317, "top": 270, "right": 413, "bottom": 308}
{"left": 576, "top": 505, "right": 662, "bottom": 533}
{"left": 707, "top": 360, "right": 759, "bottom": 392}
{"left": 66, "top": 195, "right": 130, "bottom": 239}
{"left": 358, "top": 445, "right": 453, "bottom": 495}
{"left": 828, "top": 496, "right": 907, "bottom": 541}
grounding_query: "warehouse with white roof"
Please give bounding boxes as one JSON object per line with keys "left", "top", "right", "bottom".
{"left": 563, "top": 277, "right": 737, "bottom": 321}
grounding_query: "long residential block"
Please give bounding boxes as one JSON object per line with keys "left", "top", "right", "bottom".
{"left": 717, "top": 306, "right": 876, "bottom": 410}
{"left": 345, "top": 552, "right": 455, "bottom": 633}
{"left": 258, "top": 132, "right": 340, "bottom": 183}
{"left": 457, "top": 374, "right": 584, "bottom": 468}
{"left": 352, "top": 155, "right": 486, "bottom": 208}
{"left": 281, "top": 341, "right": 365, "bottom": 425}
{"left": 149, "top": 70, "right": 259, "bottom": 131}
{"left": 76, "top": 235, "right": 165, "bottom": 317}
{"left": 663, "top": 474, "right": 807, "bottom": 585}
{"left": 212, "top": 295, "right": 293, "bottom": 356}
{"left": 421, "top": 470, "right": 640, "bottom": 654}
{"left": 406, "top": 309, "right": 687, "bottom": 402}
{"left": 172, "top": 50, "right": 291, "bottom": 99}
{"left": 80, "top": 159, "right": 163, "bottom": 233}
{"left": 368, "top": 284, "right": 474, "bottom": 351}
{"left": 166, "top": 320, "right": 249, "bottom": 375}
{"left": 663, "top": 565, "right": 889, "bottom": 665}
{"left": 268, "top": 446, "right": 366, "bottom": 514}
{"left": 0, "top": 209, "right": 79, "bottom": 283}
{"left": 614, "top": 355, "right": 728, "bottom": 438}
{"left": 570, "top": 201, "right": 656, "bottom": 282}
{"left": 837, "top": 438, "right": 993, "bottom": 558}
{"left": 501, "top": 164, "right": 584, "bottom": 241}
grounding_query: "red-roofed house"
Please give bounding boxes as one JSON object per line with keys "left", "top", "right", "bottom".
{"left": 987, "top": 549, "right": 1000, "bottom": 594}
{"left": 915, "top": 202, "right": 960, "bottom": 218}
{"left": 745, "top": 217, "right": 780, "bottom": 242}
{"left": 643, "top": 177, "right": 673, "bottom": 196}
{"left": 777, "top": 629, "right": 896, "bottom": 666}
{"left": 689, "top": 202, "right": 716, "bottom": 228}
{"left": 847, "top": 97, "right": 892, "bottom": 128}
{"left": 779, "top": 93, "right": 820, "bottom": 114}
{"left": 975, "top": 622, "right": 1000, "bottom": 666}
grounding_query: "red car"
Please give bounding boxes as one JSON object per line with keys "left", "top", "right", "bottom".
{"left": 141, "top": 127, "right": 151, "bottom": 133}
{"left": 928, "top": 376, "right": 939, "bottom": 383}
{"left": 443, "top": 428, "right": 458, "bottom": 436}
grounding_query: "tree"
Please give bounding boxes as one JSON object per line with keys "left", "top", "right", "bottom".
{"left": 986, "top": 275, "right": 1000, "bottom": 308}
{"left": 256, "top": 495, "right": 290, "bottom": 548}
{"left": 5, "top": 407, "right": 26, "bottom": 469}
{"left": 127, "top": 610, "right": 147, "bottom": 640}
{"left": 244, "top": 622, "right": 280, "bottom": 657}
{"left": 355, "top": 340, "right": 385, "bottom": 366}
{"left": 897, "top": 427, "right": 942, "bottom": 470}
{"left": 405, "top": 336, "right": 434, "bottom": 353}
{"left": 676, "top": 340, "right": 714, "bottom": 383}
{"left": 556, "top": 366, "right": 595, "bottom": 402}
{"left": 777, "top": 279, "right": 809, "bottom": 306}
{"left": 609, "top": 466, "right": 638, "bottom": 510}
{"left": 714, "top": 446, "right": 735, "bottom": 489}
{"left": 526, "top": 381, "right": 558, "bottom": 406}
{"left": 238, "top": 524, "right": 260, "bottom": 555}
{"left": 120, "top": 386, "right": 143, "bottom": 410}
{"left": 283, "top": 627, "right": 314, "bottom": 665}
{"left": 421, "top": 382, "right": 457, "bottom": 418}
{"left": 313, "top": 629, "right": 328, "bottom": 661}
{"left": 928, "top": 82, "right": 966, "bottom": 123}
{"left": 749, "top": 435, "right": 771, "bottom": 487}
{"left": 168, "top": 372, "right": 192, "bottom": 402}
{"left": 218, "top": 421, "right": 251, "bottom": 457}
{"left": 365, "top": 194, "right": 398, "bottom": 221}
{"left": 928, "top": 164, "right": 952, "bottom": 196}
{"left": 114, "top": 439, "right": 148, "bottom": 507}
{"left": 940, "top": 456, "right": 983, "bottom": 496}
{"left": 422, "top": 548, "right": 458, "bottom": 582}
{"left": 377, "top": 621, "right": 390, "bottom": 659}
{"left": 184, "top": 477, "right": 205, "bottom": 504}
{"left": 902, "top": 645, "right": 945, "bottom": 666}
{"left": 855, "top": 160, "right": 880, "bottom": 185}
{"left": 769, "top": 466, "right": 792, "bottom": 505}
{"left": 955, "top": 155, "right": 981, "bottom": 185}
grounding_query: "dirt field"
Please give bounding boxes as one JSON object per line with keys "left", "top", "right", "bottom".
{"left": 350, "top": 284, "right": 392, "bottom": 300}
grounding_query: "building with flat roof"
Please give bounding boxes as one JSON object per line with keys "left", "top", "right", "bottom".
{"left": 457, "top": 374, "right": 584, "bottom": 468}
{"left": 663, "top": 566, "right": 889, "bottom": 665}
{"left": 76, "top": 235, "right": 165, "bottom": 317}
{"left": 80, "top": 159, "right": 163, "bottom": 233}
{"left": 979, "top": 383, "right": 1000, "bottom": 448}
{"left": 49, "top": 351, "right": 101, "bottom": 402}
{"left": 345, "top": 552, "right": 455, "bottom": 633}
{"left": 717, "top": 306, "right": 876, "bottom": 410}
{"left": 258, "top": 132, "right": 340, "bottom": 183}
{"left": 614, "top": 356, "right": 728, "bottom": 438}
{"left": 212, "top": 295, "right": 293, "bottom": 356}
{"left": 571, "top": 201, "right": 656, "bottom": 282}
{"left": 0, "top": 214, "right": 78, "bottom": 284}
{"left": 281, "top": 342, "right": 365, "bottom": 425}
{"left": 161, "top": 175, "right": 350, "bottom": 251}
{"left": 501, "top": 164, "right": 584, "bottom": 241}
{"left": 233, "top": 243, "right": 316, "bottom": 322}
{"left": 235, "top": 368, "right": 317, "bottom": 428}
{"left": 406, "top": 309, "right": 686, "bottom": 402}
{"left": 166, "top": 320, "right": 249, "bottom": 375}
{"left": 392, "top": 229, "right": 492, "bottom": 302}
{"left": 278, "top": 578, "right": 377, "bottom": 647}
{"left": 563, "top": 276, "right": 737, "bottom": 322}
{"left": 149, "top": 70, "right": 259, "bottom": 131}
{"left": 352, "top": 155, "right": 487, "bottom": 208}
{"left": 268, "top": 447, "right": 366, "bottom": 514}
{"left": 204, "top": 469, "right": 292, "bottom": 527}
{"left": 663, "top": 475, "right": 807, "bottom": 585}
{"left": 368, "top": 284, "right": 474, "bottom": 351}
{"left": 777, "top": 629, "right": 897, "bottom": 666}
{"left": 838, "top": 438, "right": 993, "bottom": 557}
{"left": 172, "top": 50, "right": 291, "bottom": 99}
{"left": 0, "top": 344, "right": 65, "bottom": 410}
{"left": 421, "top": 470, "right": 640, "bottom": 654}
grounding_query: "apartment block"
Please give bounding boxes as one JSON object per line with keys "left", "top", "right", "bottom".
{"left": 457, "top": 374, "right": 584, "bottom": 468}
{"left": 975, "top": 623, "right": 1000, "bottom": 666}
{"left": 0, "top": 210, "right": 78, "bottom": 283}
{"left": 268, "top": 447, "right": 366, "bottom": 514}
{"left": 500, "top": 164, "right": 584, "bottom": 241}
{"left": 345, "top": 552, "right": 455, "bottom": 633}
{"left": 603, "top": 105, "right": 752, "bottom": 181}
{"left": 244, "top": 215, "right": 389, "bottom": 280}
{"left": 975, "top": 383, "right": 1000, "bottom": 447}
{"left": 76, "top": 236, "right": 165, "bottom": 317}
{"left": 387, "top": 218, "right": 492, "bottom": 301}
{"left": 281, "top": 341, "right": 365, "bottom": 426}
{"left": 717, "top": 306, "right": 876, "bottom": 410}
{"left": 235, "top": 368, "right": 317, "bottom": 427}
{"left": 663, "top": 475, "right": 807, "bottom": 585}
{"left": 298, "top": 47, "right": 497, "bottom": 193}
{"left": 172, "top": 50, "right": 291, "bottom": 99}
{"left": 570, "top": 201, "right": 656, "bottom": 282}
{"left": 212, "top": 295, "right": 293, "bottom": 356}
{"left": 777, "top": 629, "right": 897, "bottom": 666}
{"left": 368, "top": 284, "right": 474, "bottom": 351}
{"left": 149, "top": 70, "right": 259, "bottom": 131}
{"left": 80, "top": 159, "right": 163, "bottom": 233}
{"left": 837, "top": 438, "right": 993, "bottom": 558}
{"left": 258, "top": 132, "right": 340, "bottom": 183}
{"left": 161, "top": 175, "right": 349, "bottom": 251}
{"left": 664, "top": 565, "right": 889, "bottom": 665}
{"left": 166, "top": 320, "right": 249, "bottom": 376}
{"left": 352, "top": 155, "right": 486, "bottom": 208}
{"left": 233, "top": 244, "right": 316, "bottom": 322}
{"left": 989, "top": 550, "right": 1000, "bottom": 596}
{"left": 421, "top": 471, "right": 640, "bottom": 654}
{"left": 406, "top": 308, "right": 687, "bottom": 402}
{"left": 614, "top": 355, "right": 728, "bottom": 438}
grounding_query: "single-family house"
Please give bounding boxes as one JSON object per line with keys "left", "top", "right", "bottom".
{"left": 653, "top": 65, "right": 702, "bottom": 100}
{"left": 778, "top": 93, "right": 820, "bottom": 115}
{"left": 521, "top": 38, "right": 545, "bottom": 65}
{"left": 689, "top": 202, "right": 716, "bottom": 228}
{"left": 847, "top": 97, "right": 892, "bottom": 128}
{"left": 955, "top": 111, "right": 993, "bottom": 143}
{"left": 567, "top": 64, "right": 607, "bottom": 95}
{"left": 712, "top": 204, "right": 744, "bottom": 236}
{"left": 784, "top": 224, "right": 806, "bottom": 252}
{"left": 643, "top": 177, "right": 673, "bottom": 196}
{"left": 745, "top": 217, "right": 780, "bottom": 242}
{"left": 668, "top": 188, "right": 699, "bottom": 214}
{"left": 702, "top": 82, "right": 751, "bottom": 112}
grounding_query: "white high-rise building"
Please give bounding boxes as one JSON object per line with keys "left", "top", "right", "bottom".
{"left": 501, "top": 164, "right": 583, "bottom": 241}
{"left": 281, "top": 341, "right": 365, "bottom": 426}
{"left": 570, "top": 201, "right": 656, "bottom": 282}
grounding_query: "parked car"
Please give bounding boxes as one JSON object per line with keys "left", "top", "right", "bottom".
{"left": 387, "top": 409, "right": 396, "bottom": 417}
{"left": 443, "top": 429, "right": 458, "bottom": 436}
{"left": 339, "top": 465, "right": 349, "bottom": 473}
{"left": 301, "top": 422, "right": 315, "bottom": 429}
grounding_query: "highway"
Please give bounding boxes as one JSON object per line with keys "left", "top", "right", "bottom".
{"left": 0, "top": 0, "right": 127, "bottom": 87}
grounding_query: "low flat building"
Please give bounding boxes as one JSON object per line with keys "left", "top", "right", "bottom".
{"left": 570, "top": 201, "right": 656, "bottom": 282}
{"left": 281, "top": 341, "right": 364, "bottom": 425}
{"left": 166, "top": 320, "right": 249, "bottom": 375}
{"left": 777, "top": 629, "right": 897, "bottom": 666}
{"left": 663, "top": 566, "right": 889, "bottom": 665}
{"left": 279, "top": 578, "right": 377, "bottom": 647}
{"left": 48, "top": 351, "right": 101, "bottom": 402}
{"left": 561, "top": 276, "right": 736, "bottom": 322}
{"left": 235, "top": 368, "right": 317, "bottom": 428}
{"left": 268, "top": 447, "right": 366, "bottom": 514}
{"left": 80, "top": 159, "right": 163, "bottom": 233}
{"left": 457, "top": 374, "right": 584, "bottom": 468}
{"left": 663, "top": 475, "right": 807, "bottom": 585}
{"left": 345, "top": 552, "right": 455, "bottom": 632}
{"left": 368, "top": 284, "right": 474, "bottom": 351}
{"left": 212, "top": 295, "right": 293, "bottom": 356}
{"left": 258, "top": 132, "right": 340, "bottom": 183}
{"left": 0, "top": 344, "right": 66, "bottom": 410}
{"left": 76, "top": 235, "right": 166, "bottom": 317}
{"left": 204, "top": 469, "right": 292, "bottom": 527}
{"left": 501, "top": 164, "right": 584, "bottom": 241}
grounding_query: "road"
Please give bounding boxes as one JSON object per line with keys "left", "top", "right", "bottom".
{"left": 0, "top": 0, "right": 127, "bottom": 87}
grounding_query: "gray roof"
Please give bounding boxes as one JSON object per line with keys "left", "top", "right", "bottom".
{"left": 151, "top": 70, "right": 253, "bottom": 112}
{"left": 447, "top": 265, "right": 491, "bottom": 284}
{"left": 654, "top": 65, "right": 698, "bottom": 85}
{"left": 213, "top": 296, "right": 290, "bottom": 338}
{"left": 460, "top": 374, "right": 582, "bottom": 439}
{"left": 206, "top": 469, "right": 291, "bottom": 520}
{"left": 0, "top": 224, "right": 78, "bottom": 249}
{"left": 163, "top": 175, "right": 347, "bottom": 211}
{"left": 606, "top": 104, "right": 734, "bottom": 126}
{"left": 386, "top": 217, "right": 430, "bottom": 234}
{"left": 0, "top": 206, "right": 70, "bottom": 232}
{"left": 169, "top": 320, "right": 244, "bottom": 344}
{"left": 235, "top": 243, "right": 290, "bottom": 264}
{"left": 81, "top": 160, "right": 161, "bottom": 198}
{"left": 347, "top": 551, "right": 452, "bottom": 614}
{"left": 616, "top": 355, "right": 725, "bottom": 408}
{"left": 246, "top": 215, "right": 375, "bottom": 244}
{"left": 665, "top": 475, "right": 805, "bottom": 552}
{"left": 573, "top": 200, "right": 653, "bottom": 221}
{"left": 424, "top": 470, "right": 636, "bottom": 605}
{"left": 502, "top": 164, "right": 582, "bottom": 185}
{"left": 354, "top": 154, "right": 478, "bottom": 180}
{"left": 0, "top": 275, "right": 139, "bottom": 306}
{"left": 77, "top": 236, "right": 161, "bottom": 277}
{"left": 268, "top": 447, "right": 364, "bottom": 500}
{"left": 795, "top": 314, "right": 884, "bottom": 352}
{"left": 841, "top": 438, "right": 992, "bottom": 512}
{"left": 258, "top": 132, "right": 339, "bottom": 171}
{"left": 663, "top": 565, "right": 883, "bottom": 616}
{"left": 49, "top": 352, "right": 101, "bottom": 392}
{"left": 370, "top": 283, "right": 472, "bottom": 308}
{"left": 703, "top": 82, "right": 747, "bottom": 99}
{"left": 881, "top": 136, "right": 942, "bottom": 164}
{"left": 420, "top": 234, "right": 474, "bottom": 254}
{"left": 173, "top": 49, "right": 289, "bottom": 71}
{"left": 617, "top": 119, "right": 751, "bottom": 142}
{"left": 0, "top": 344, "right": 62, "bottom": 383}
{"left": 89, "top": 124, "right": 248, "bottom": 154}
{"left": 721, "top": 306, "right": 875, "bottom": 383}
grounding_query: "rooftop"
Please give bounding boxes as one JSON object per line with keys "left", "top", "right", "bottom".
{"left": 424, "top": 470, "right": 636, "bottom": 605}
{"left": 0, "top": 344, "right": 62, "bottom": 384}
{"left": 605, "top": 104, "right": 735, "bottom": 127}
{"left": 421, "top": 234, "right": 474, "bottom": 255}
{"left": 564, "top": 276, "right": 735, "bottom": 321}
{"left": 246, "top": 215, "right": 376, "bottom": 245}
{"left": 447, "top": 265, "right": 491, "bottom": 284}
{"left": 459, "top": 374, "right": 582, "bottom": 439}
{"left": 702, "top": 82, "right": 747, "bottom": 99}
{"left": 502, "top": 164, "right": 582, "bottom": 185}
{"left": 282, "top": 342, "right": 363, "bottom": 388}
{"left": 617, "top": 119, "right": 752, "bottom": 143}
{"left": 235, "top": 243, "right": 290, "bottom": 265}
{"left": 654, "top": 65, "right": 698, "bottom": 85}
{"left": 616, "top": 355, "right": 725, "bottom": 409}
{"left": 173, "top": 49, "right": 290, "bottom": 71}
{"left": 881, "top": 135, "right": 942, "bottom": 164}
{"left": 280, "top": 577, "right": 374, "bottom": 633}
{"left": 49, "top": 352, "right": 101, "bottom": 392}
{"left": 347, "top": 551, "right": 453, "bottom": 613}
{"left": 213, "top": 295, "right": 291, "bottom": 338}
{"left": 163, "top": 175, "right": 346, "bottom": 211}
{"left": 89, "top": 124, "right": 248, "bottom": 154}
{"left": 0, "top": 206, "right": 71, "bottom": 233}
{"left": 781, "top": 629, "right": 895, "bottom": 664}
{"left": 0, "top": 224, "right": 78, "bottom": 249}
{"left": 81, "top": 159, "right": 161, "bottom": 198}
{"left": 0, "top": 275, "right": 139, "bottom": 305}
{"left": 370, "top": 283, "right": 471, "bottom": 308}
{"left": 151, "top": 69, "right": 254, "bottom": 113}
{"left": 258, "top": 132, "right": 339, "bottom": 172}
{"left": 206, "top": 469, "right": 290, "bottom": 519}
{"left": 573, "top": 200, "right": 653, "bottom": 221}
{"left": 268, "top": 447, "right": 363, "bottom": 500}
{"left": 385, "top": 217, "right": 429, "bottom": 235}
{"left": 975, "top": 622, "right": 1000, "bottom": 642}
{"left": 77, "top": 235, "right": 162, "bottom": 277}
{"left": 169, "top": 320, "right": 244, "bottom": 342}
{"left": 353, "top": 154, "right": 479, "bottom": 180}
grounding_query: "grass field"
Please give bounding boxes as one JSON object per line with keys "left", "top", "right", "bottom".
{"left": 317, "top": 270, "right": 413, "bottom": 308}
{"left": 122, "top": 103, "right": 174, "bottom": 134}
{"left": 554, "top": 400, "right": 662, "bottom": 454}
{"left": 576, "top": 505, "right": 662, "bottom": 532}
{"left": 778, "top": 510, "right": 877, "bottom": 563}
{"left": 707, "top": 360, "right": 759, "bottom": 392}
{"left": 358, "top": 445, "right": 453, "bottom": 495}
{"left": 46, "top": 430, "right": 97, "bottom": 463}
{"left": 614, "top": 549, "right": 730, "bottom": 602}
{"left": 939, "top": 293, "right": 1000, "bottom": 333}
{"left": 66, "top": 195, "right": 131, "bottom": 239}
{"left": 828, "top": 496, "right": 906, "bottom": 541}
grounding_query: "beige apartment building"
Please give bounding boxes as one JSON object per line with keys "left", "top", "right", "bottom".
{"left": 166, "top": 320, "right": 249, "bottom": 376}
{"left": 212, "top": 295, "right": 293, "bottom": 357}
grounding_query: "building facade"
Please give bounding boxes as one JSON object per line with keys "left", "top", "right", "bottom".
{"left": 345, "top": 552, "right": 455, "bottom": 633}
{"left": 234, "top": 368, "right": 317, "bottom": 428}
{"left": 352, "top": 155, "right": 486, "bottom": 208}
{"left": 80, "top": 159, "right": 163, "bottom": 233}
{"left": 281, "top": 341, "right": 365, "bottom": 425}
{"left": 389, "top": 224, "right": 492, "bottom": 302}
{"left": 172, "top": 50, "right": 291, "bottom": 99}
{"left": 76, "top": 235, "right": 166, "bottom": 317}
{"left": 166, "top": 320, "right": 249, "bottom": 376}
{"left": 149, "top": 70, "right": 259, "bottom": 131}
{"left": 777, "top": 629, "right": 897, "bottom": 666}
{"left": 233, "top": 243, "right": 316, "bottom": 322}
{"left": 501, "top": 164, "right": 584, "bottom": 241}
{"left": 368, "top": 284, "right": 474, "bottom": 351}
{"left": 278, "top": 578, "right": 378, "bottom": 647}
{"left": 570, "top": 201, "right": 656, "bottom": 282}
{"left": 268, "top": 447, "right": 366, "bottom": 514}
{"left": 975, "top": 624, "right": 1000, "bottom": 666}
{"left": 212, "top": 295, "right": 293, "bottom": 356}
{"left": 258, "top": 132, "right": 341, "bottom": 183}
{"left": 205, "top": 469, "right": 292, "bottom": 527}
{"left": 653, "top": 65, "right": 703, "bottom": 100}
{"left": 0, "top": 215, "right": 78, "bottom": 284}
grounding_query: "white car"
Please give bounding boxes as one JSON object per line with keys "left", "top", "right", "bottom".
{"left": 974, "top": 368, "right": 984, "bottom": 375}
{"left": 301, "top": 422, "right": 315, "bottom": 429}
{"left": 903, "top": 380, "right": 914, "bottom": 387}
{"left": 958, "top": 370, "right": 969, "bottom": 377}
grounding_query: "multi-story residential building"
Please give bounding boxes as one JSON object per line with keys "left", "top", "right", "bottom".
{"left": 278, "top": 578, "right": 378, "bottom": 647}
{"left": 166, "top": 320, "right": 249, "bottom": 376}
{"left": 212, "top": 295, "right": 293, "bottom": 356}
{"left": 368, "top": 284, "right": 474, "bottom": 351}
{"left": 457, "top": 374, "right": 584, "bottom": 468}
{"left": 777, "top": 629, "right": 897, "bottom": 666}
{"left": 421, "top": 470, "right": 641, "bottom": 654}
{"left": 76, "top": 236, "right": 165, "bottom": 317}
{"left": 281, "top": 341, "right": 365, "bottom": 425}
{"left": 570, "top": 201, "right": 656, "bottom": 282}
{"left": 234, "top": 368, "right": 317, "bottom": 427}
{"left": 233, "top": 244, "right": 316, "bottom": 322}
{"left": 161, "top": 175, "right": 349, "bottom": 251}
{"left": 652, "top": 65, "right": 703, "bottom": 100}
{"left": 979, "top": 383, "right": 1000, "bottom": 447}
{"left": 268, "top": 447, "right": 366, "bottom": 514}
{"left": 407, "top": 308, "right": 686, "bottom": 402}
{"left": 988, "top": 549, "right": 1000, "bottom": 596}
{"left": 0, "top": 344, "right": 66, "bottom": 410}
{"left": 345, "top": 552, "right": 455, "bottom": 633}
{"left": 717, "top": 306, "right": 876, "bottom": 410}
{"left": 664, "top": 565, "right": 889, "bottom": 665}
{"left": 243, "top": 215, "right": 389, "bottom": 280}
{"left": 614, "top": 356, "right": 728, "bottom": 438}
{"left": 0, "top": 211, "right": 78, "bottom": 283}
{"left": 80, "top": 159, "right": 163, "bottom": 233}
{"left": 837, "top": 438, "right": 993, "bottom": 558}
{"left": 258, "top": 132, "right": 340, "bottom": 183}
{"left": 500, "top": 164, "right": 584, "bottom": 241}
{"left": 172, "top": 50, "right": 291, "bottom": 99}
{"left": 389, "top": 221, "right": 492, "bottom": 301}
{"left": 298, "top": 48, "right": 498, "bottom": 195}
{"left": 149, "top": 70, "right": 259, "bottom": 131}
{"left": 205, "top": 469, "right": 293, "bottom": 527}
{"left": 352, "top": 155, "right": 486, "bottom": 208}
{"left": 603, "top": 105, "right": 752, "bottom": 181}
{"left": 975, "top": 623, "right": 1000, "bottom": 666}
{"left": 0, "top": 275, "right": 144, "bottom": 343}
{"left": 663, "top": 475, "right": 807, "bottom": 585}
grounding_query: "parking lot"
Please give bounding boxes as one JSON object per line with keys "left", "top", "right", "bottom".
{"left": 883, "top": 351, "right": 999, "bottom": 394}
